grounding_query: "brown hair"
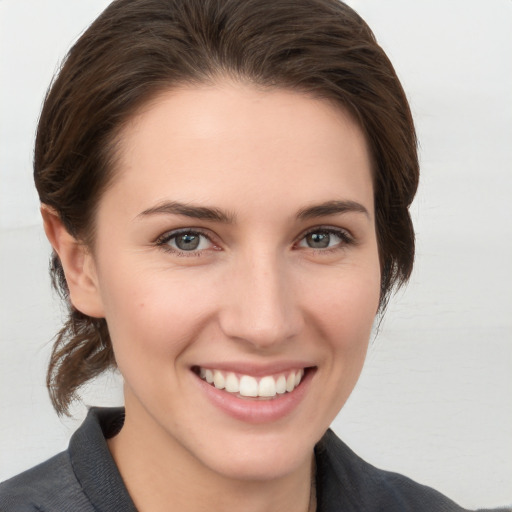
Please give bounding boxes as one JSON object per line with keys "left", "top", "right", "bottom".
{"left": 35, "top": 0, "right": 419, "bottom": 415}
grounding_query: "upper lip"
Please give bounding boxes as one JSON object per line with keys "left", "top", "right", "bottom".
{"left": 192, "top": 361, "right": 316, "bottom": 377}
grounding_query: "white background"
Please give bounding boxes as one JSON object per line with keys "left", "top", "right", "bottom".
{"left": 1, "top": 0, "right": 511, "bottom": 509}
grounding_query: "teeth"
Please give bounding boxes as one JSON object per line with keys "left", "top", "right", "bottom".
{"left": 276, "top": 375, "right": 287, "bottom": 394}
{"left": 239, "top": 375, "right": 258, "bottom": 397}
{"left": 286, "top": 373, "right": 295, "bottom": 392}
{"left": 258, "top": 376, "right": 276, "bottom": 397}
{"left": 213, "top": 370, "right": 225, "bottom": 390}
{"left": 225, "top": 372, "right": 239, "bottom": 393}
{"left": 198, "top": 368, "right": 306, "bottom": 398}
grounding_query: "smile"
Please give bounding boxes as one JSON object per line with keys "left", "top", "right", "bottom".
{"left": 194, "top": 367, "right": 306, "bottom": 399}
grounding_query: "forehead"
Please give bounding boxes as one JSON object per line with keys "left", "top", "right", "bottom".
{"left": 106, "top": 81, "right": 374, "bottom": 219}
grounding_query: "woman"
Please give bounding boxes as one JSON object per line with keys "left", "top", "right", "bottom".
{"left": 0, "top": 1, "right": 508, "bottom": 511}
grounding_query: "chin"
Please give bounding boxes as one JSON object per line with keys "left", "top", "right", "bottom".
{"left": 190, "top": 426, "right": 320, "bottom": 482}
{"left": 209, "top": 445, "right": 311, "bottom": 482}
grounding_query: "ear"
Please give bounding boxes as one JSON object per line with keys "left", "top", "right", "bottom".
{"left": 41, "top": 205, "right": 105, "bottom": 318}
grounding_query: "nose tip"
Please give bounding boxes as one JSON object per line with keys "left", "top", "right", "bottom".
{"left": 218, "top": 258, "right": 302, "bottom": 349}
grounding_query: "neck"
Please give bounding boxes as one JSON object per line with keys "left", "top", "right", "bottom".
{"left": 107, "top": 403, "right": 315, "bottom": 512}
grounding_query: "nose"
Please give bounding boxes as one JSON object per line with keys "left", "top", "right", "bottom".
{"left": 218, "top": 251, "right": 303, "bottom": 350}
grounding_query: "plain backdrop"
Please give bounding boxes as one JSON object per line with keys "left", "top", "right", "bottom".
{"left": 1, "top": 0, "right": 511, "bottom": 509}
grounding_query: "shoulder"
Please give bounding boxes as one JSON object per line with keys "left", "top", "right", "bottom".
{"left": 316, "top": 429, "right": 470, "bottom": 512}
{"left": 0, "top": 408, "right": 134, "bottom": 512}
{"left": 0, "top": 451, "right": 94, "bottom": 512}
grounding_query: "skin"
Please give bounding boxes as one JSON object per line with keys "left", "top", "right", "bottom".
{"left": 43, "top": 80, "right": 381, "bottom": 512}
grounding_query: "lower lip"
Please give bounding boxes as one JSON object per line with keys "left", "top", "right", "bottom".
{"left": 194, "top": 369, "right": 314, "bottom": 424}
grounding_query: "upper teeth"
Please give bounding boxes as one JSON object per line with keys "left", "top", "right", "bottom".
{"left": 199, "top": 368, "right": 305, "bottom": 398}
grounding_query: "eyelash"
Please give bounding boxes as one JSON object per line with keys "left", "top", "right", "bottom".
{"left": 155, "top": 226, "right": 354, "bottom": 256}
{"left": 295, "top": 226, "right": 354, "bottom": 253}
{"left": 155, "top": 229, "right": 216, "bottom": 256}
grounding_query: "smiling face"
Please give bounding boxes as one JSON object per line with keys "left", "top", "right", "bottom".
{"left": 77, "top": 81, "right": 380, "bottom": 482}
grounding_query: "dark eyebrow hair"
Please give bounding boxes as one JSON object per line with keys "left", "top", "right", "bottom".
{"left": 296, "top": 200, "right": 370, "bottom": 220}
{"left": 138, "top": 199, "right": 368, "bottom": 223}
{"left": 137, "top": 201, "right": 235, "bottom": 223}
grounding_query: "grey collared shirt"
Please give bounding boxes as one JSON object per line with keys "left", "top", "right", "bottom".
{"left": 0, "top": 407, "right": 508, "bottom": 512}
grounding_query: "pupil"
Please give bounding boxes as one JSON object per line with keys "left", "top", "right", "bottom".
{"left": 307, "top": 232, "right": 329, "bottom": 248}
{"left": 176, "top": 233, "right": 200, "bottom": 250}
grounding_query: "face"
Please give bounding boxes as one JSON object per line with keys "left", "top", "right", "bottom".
{"left": 82, "top": 81, "right": 380, "bottom": 482}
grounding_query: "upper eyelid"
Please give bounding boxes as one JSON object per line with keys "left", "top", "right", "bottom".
{"left": 296, "top": 225, "right": 353, "bottom": 240}
{"left": 156, "top": 227, "right": 214, "bottom": 243}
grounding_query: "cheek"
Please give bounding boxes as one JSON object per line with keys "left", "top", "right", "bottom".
{"left": 100, "top": 267, "right": 219, "bottom": 361}
{"left": 299, "top": 266, "right": 380, "bottom": 425}
{"left": 305, "top": 264, "right": 380, "bottom": 345}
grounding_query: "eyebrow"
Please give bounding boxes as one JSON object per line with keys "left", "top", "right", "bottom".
{"left": 296, "top": 200, "right": 370, "bottom": 220}
{"left": 137, "top": 199, "right": 369, "bottom": 223}
{"left": 137, "top": 201, "right": 235, "bottom": 223}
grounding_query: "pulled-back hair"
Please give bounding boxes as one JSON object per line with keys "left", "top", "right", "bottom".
{"left": 35, "top": 0, "right": 419, "bottom": 415}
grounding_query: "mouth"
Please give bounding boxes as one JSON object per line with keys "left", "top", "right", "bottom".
{"left": 192, "top": 366, "right": 311, "bottom": 400}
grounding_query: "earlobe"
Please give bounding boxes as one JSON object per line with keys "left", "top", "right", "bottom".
{"left": 41, "top": 205, "right": 105, "bottom": 318}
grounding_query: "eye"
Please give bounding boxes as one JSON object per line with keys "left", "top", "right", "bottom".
{"left": 156, "top": 229, "right": 214, "bottom": 254}
{"left": 297, "top": 228, "right": 352, "bottom": 250}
